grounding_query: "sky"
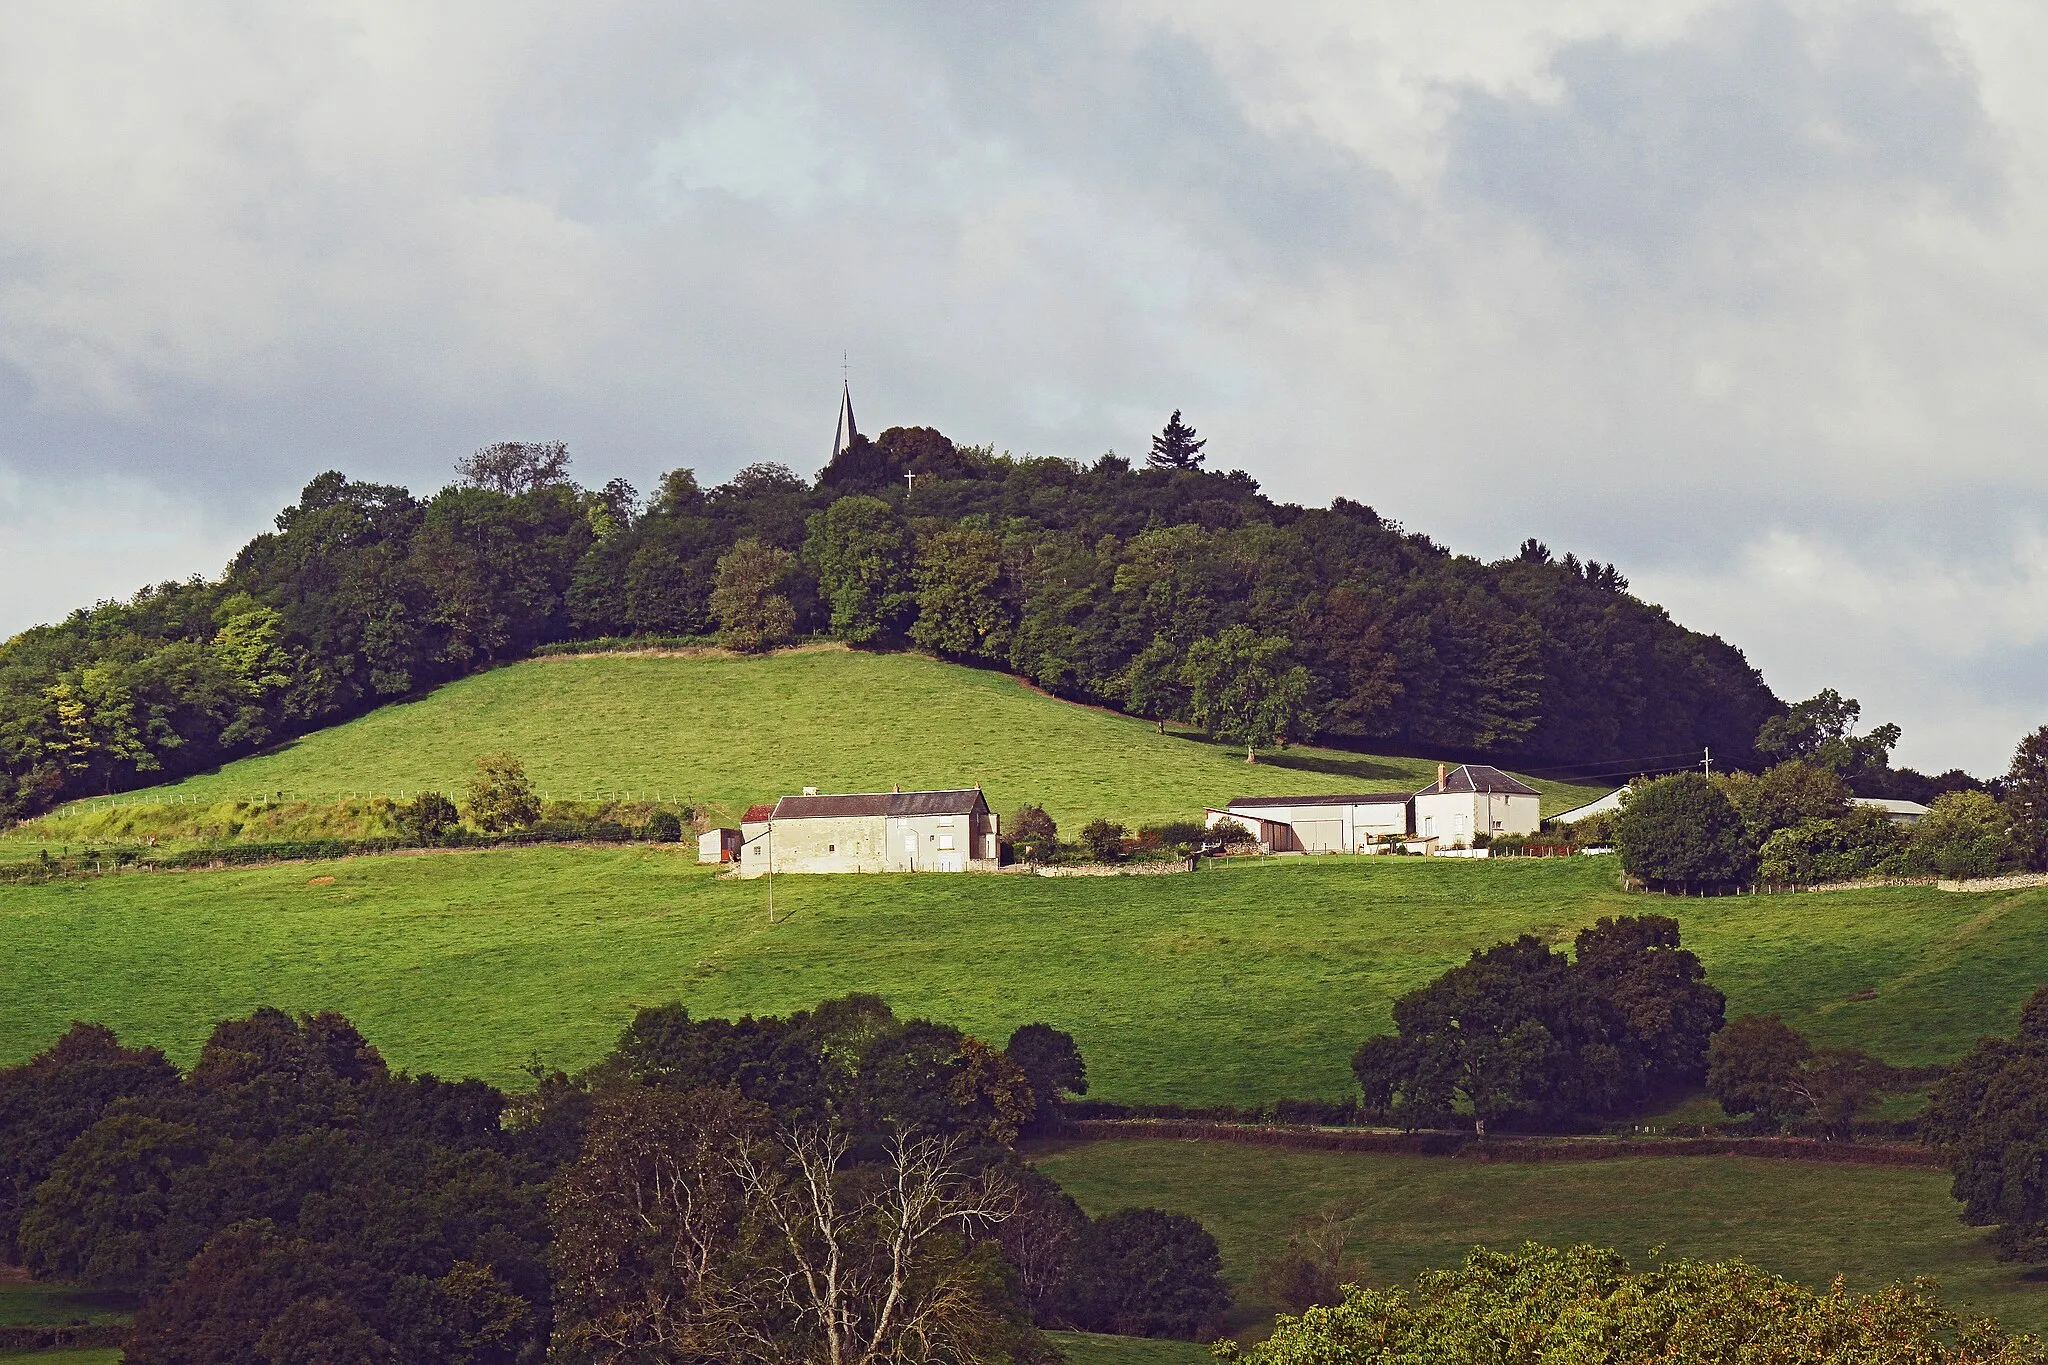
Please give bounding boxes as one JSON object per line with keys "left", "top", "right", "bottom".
{"left": 3, "top": 0, "right": 2044, "bottom": 775}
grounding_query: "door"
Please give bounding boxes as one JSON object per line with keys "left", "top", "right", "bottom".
{"left": 903, "top": 832, "right": 917, "bottom": 870}
{"left": 1295, "top": 819, "right": 1342, "bottom": 853}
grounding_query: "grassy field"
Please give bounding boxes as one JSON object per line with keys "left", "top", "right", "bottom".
{"left": 1049, "top": 1331, "right": 1210, "bottom": 1363}
{"left": 1034, "top": 1139, "right": 2048, "bottom": 1341}
{"left": 2, "top": 851, "right": 2041, "bottom": 1102}
{"left": 13, "top": 647, "right": 1600, "bottom": 834}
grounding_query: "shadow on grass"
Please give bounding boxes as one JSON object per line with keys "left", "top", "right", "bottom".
{"left": 1164, "top": 732, "right": 1419, "bottom": 787}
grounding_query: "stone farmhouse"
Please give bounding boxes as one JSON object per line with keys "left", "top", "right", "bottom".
{"left": 731, "top": 787, "right": 1001, "bottom": 877}
{"left": 1205, "top": 764, "right": 1542, "bottom": 853}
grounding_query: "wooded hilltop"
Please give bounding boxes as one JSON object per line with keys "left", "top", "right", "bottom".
{"left": 0, "top": 422, "right": 1781, "bottom": 818}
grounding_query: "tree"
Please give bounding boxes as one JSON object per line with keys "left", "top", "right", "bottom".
{"left": 463, "top": 752, "right": 539, "bottom": 833}
{"left": 1147, "top": 412, "right": 1206, "bottom": 471}
{"left": 1219, "top": 1242, "right": 2048, "bottom": 1364}
{"left": 398, "top": 791, "right": 457, "bottom": 842}
{"left": 910, "top": 525, "right": 1012, "bottom": 662}
{"left": 1924, "top": 984, "right": 2048, "bottom": 1261}
{"left": 1079, "top": 819, "right": 1126, "bottom": 864}
{"left": 805, "top": 495, "right": 915, "bottom": 644}
{"left": 455, "top": 441, "right": 571, "bottom": 495}
{"left": 731, "top": 1126, "right": 1044, "bottom": 1364}
{"left": 1121, "top": 635, "right": 1188, "bottom": 734}
{"left": 1354, "top": 919, "right": 1722, "bottom": 1134}
{"left": 1010, "top": 805, "right": 1057, "bottom": 846}
{"left": 644, "top": 809, "right": 683, "bottom": 842}
{"left": 1612, "top": 772, "right": 1754, "bottom": 890}
{"left": 1755, "top": 688, "right": 1901, "bottom": 781}
{"left": 1902, "top": 789, "right": 2018, "bottom": 879}
{"left": 2008, "top": 725, "right": 2048, "bottom": 871}
{"left": 1754, "top": 806, "right": 1902, "bottom": 885}
{"left": 1061, "top": 1208, "right": 1230, "bottom": 1339}
{"left": 1707, "top": 1014, "right": 1811, "bottom": 1131}
{"left": 1182, "top": 625, "right": 1316, "bottom": 763}
{"left": 0, "top": 1023, "right": 179, "bottom": 1260}
{"left": 1004, "top": 1024, "right": 1088, "bottom": 1124}
{"left": 710, "top": 538, "right": 798, "bottom": 653}
{"left": 1714, "top": 760, "right": 1850, "bottom": 846}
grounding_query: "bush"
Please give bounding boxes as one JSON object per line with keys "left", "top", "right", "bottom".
{"left": 1755, "top": 806, "right": 1901, "bottom": 884}
{"left": 1899, "top": 790, "right": 2018, "bottom": 879}
{"left": 1078, "top": 819, "right": 1127, "bottom": 864}
{"left": 1137, "top": 820, "right": 1209, "bottom": 851}
{"left": 1219, "top": 1242, "right": 2048, "bottom": 1363}
{"left": 1613, "top": 772, "right": 1753, "bottom": 889}
{"left": 1061, "top": 1208, "right": 1231, "bottom": 1340}
{"left": 643, "top": 810, "right": 683, "bottom": 843}
{"left": 1210, "top": 817, "right": 1256, "bottom": 849}
{"left": 464, "top": 753, "right": 540, "bottom": 834}
{"left": 1011, "top": 804, "right": 1058, "bottom": 845}
{"left": 397, "top": 791, "right": 458, "bottom": 842}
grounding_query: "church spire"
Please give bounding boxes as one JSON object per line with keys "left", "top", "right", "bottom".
{"left": 832, "top": 378, "right": 860, "bottom": 461}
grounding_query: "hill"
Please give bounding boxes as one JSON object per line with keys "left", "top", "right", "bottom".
{"left": 35, "top": 648, "right": 1604, "bottom": 831}
{"left": 3, "top": 851, "right": 2041, "bottom": 1103}
{"left": 0, "top": 445, "right": 1781, "bottom": 821}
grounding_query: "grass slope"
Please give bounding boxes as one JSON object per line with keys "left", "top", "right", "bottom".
{"left": 41, "top": 648, "right": 1600, "bottom": 829}
{"left": 3, "top": 853, "right": 2043, "bottom": 1102}
{"left": 1034, "top": 1139, "right": 2048, "bottom": 1340}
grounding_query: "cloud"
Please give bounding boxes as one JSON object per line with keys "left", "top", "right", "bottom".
{"left": 0, "top": 0, "right": 2044, "bottom": 770}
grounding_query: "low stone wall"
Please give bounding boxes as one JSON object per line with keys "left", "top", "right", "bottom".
{"left": 1054, "top": 1118, "right": 1945, "bottom": 1169}
{"left": 1941, "top": 871, "right": 2048, "bottom": 893}
{"left": 1005, "top": 858, "right": 1197, "bottom": 877}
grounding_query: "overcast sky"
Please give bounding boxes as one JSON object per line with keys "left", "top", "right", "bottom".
{"left": 3, "top": 0, "right": 2044, "bottom": 774}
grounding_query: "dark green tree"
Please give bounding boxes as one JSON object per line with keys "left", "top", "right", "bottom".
{"left": 463, "top": 753, "right": 539, "bottom": 833}
{"left": 1706, "top": 1014, "right": 1811, "bottom": 1130}
{"left": 1755, "top": 689, "right": 1901, "bottom": 781}
{"left": 1146, "top": 411, "right": 1207, "bottom": 471}
{"left": 1061, "top": 1208, "right": 1230, "bottom": 1339}
{"left": 1004, "top": 1023, "right": 1088, "bottom": 1123}
{"left": 910, "top": 525, "right": 1012, "bottom": 662}
{"left": 804, "top": 495, "right": 915, "bottom": 644}
{"left": 2008, "top": 725, "right": 2048, "bottom": 871}
{"left": 398, "top": 791, "right": 458, "bottom": 842}
{"left": 1924, "top": 985, "right": 2048, "bottom": 1261}
{"left": 1079, "top": 819, "right": 1126, "bottom": 863}
{"left": 1613, "top": 772, "right": 1754, "bottom": 889}
{"left": 1121, "top": 635, "right": 1189, "bottom": 734}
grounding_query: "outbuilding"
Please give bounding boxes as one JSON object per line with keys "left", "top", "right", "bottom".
{"left": 738, "top": 788, "right": 1001, "bottom": 877}
{"left": 1205, "top": 794, "right": 1414, "bottom": 853}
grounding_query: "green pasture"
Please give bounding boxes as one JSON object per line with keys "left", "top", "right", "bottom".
{"left": 1049, "top": 1331, "right": 1210, "bottom": 1364}
{"left": 0, "top": 1353, "right": 121, "bottom": 1365}
{"left": 19, "top": 648, "right": 1599, "bottom": 834}
{"left": 1034, "top": 1139, "right": 2048, "bottom": 1340}
{"left": 2, "top": 852, "right": 2041, "bottom": 1103}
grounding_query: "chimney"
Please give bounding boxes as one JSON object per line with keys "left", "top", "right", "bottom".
{"left": 893, "top": 783, "right": 901, "bottom": 793}
{"left": 802, "top": 786, "right": 819, "bottom": 797}
{"left": 1438, "top": 763, "right": 1447, "bottom": 788}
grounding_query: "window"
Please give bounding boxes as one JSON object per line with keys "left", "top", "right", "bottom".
{"left": 828, "top": 844, "right": 836, "bottom": 853}
{"left": 938, "top": 834, "right": 955, "bottom": 852}
{"left": 937, "top": 816, "right": 954, "bottom": 827}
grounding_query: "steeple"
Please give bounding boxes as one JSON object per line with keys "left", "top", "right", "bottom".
{"left": 832, "top": 379, "right": 860, "bottom": 461}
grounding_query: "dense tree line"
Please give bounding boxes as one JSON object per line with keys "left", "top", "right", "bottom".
{"left": 1603, "top": 718, "right": 2048, "bottom": 890}
{"left": 0, "top": 997, "right": 1229, "bottom": 1362}
{"left": 1, "top": 422, "right": 1781, "bottom": 817}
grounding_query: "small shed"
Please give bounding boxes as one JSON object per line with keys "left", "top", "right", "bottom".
{"left": 698, "top": 827, "right": 742, "bottom": 864}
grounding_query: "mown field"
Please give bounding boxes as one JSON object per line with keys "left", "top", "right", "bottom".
{"left": 1035, "top": 1139, "right": 2048, "bottom": 1343}
{"left": 2, "top": 852, "right": 2041, "bottom": 1102}
{"left": 16, "top": 647, "right": 1601, "bottom": 834}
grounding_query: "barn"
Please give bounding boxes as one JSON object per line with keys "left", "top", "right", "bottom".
{"left": 738, "top": 788, "right": 1001, "bottom": 877}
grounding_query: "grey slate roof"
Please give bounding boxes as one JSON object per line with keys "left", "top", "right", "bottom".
{"left": 1415, "top": 764, "right": 1541, "bottom": 797}
{"left": 1222, "top": 793, "right": 1414, "bottom": 809}
{"left": 770, "top": 788, "right": 988, "bottom": 820}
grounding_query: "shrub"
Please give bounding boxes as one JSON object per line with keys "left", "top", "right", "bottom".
{"left": 1210, "top": 817, "right": 1256, "bottom": 849}
{"left": 463, "top": 753, "right": 540, "bottom": 834}
{"left": 1061, "top": 1208, "right": 1231, "bottom": 1340}
{"left": 1078, "top": 819, "right": 1127, "bottom": 864}
{"left": 1136, "top": 820, "right": 1209, "bottom": 851}
{"left": 1219, "top": 1242, "right": 2048, "bottom": 1363}
{"left": 397, "top": 791, "right": 458, "bottom": 842}
{"left": 1613, "top": 772, "right": 1753, "bottom": 889}
{"left": 643, "top": 810, "right": 683, "bottom": 843}
{"left": 1755, "top": 806, "right": 1901, "bottom": 884}
{"left": 1011, "top": 804, "right": 1058, "bottom": 845}
{"left": 1900, "top": 790, "right": 2018, "bottom": 879}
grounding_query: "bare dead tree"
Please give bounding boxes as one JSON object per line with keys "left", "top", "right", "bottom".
{"left": 733, "top": 1125, "right": 1021, "bottom": 1365}
{"left": 456, "top": 440, "right": 572, "bottom": 495}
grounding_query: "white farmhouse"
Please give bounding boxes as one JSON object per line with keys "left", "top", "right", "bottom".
{"left": 738, "top": 788, "right": 1000, "bottom": 877}
{"left": 1413, "top": 764, "right": 1542, "bottom": 846}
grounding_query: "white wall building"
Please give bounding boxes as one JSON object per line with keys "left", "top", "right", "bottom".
{"left": 738, "top": 788, "right": 1000, "bottom": 877}
{"left": 1412, "top": 765, "right": 1542, "bottom": 847}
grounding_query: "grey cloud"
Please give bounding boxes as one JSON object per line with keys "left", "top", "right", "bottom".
{"left": 1446, "top": 1, "right": 1992, "bottom": 251}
